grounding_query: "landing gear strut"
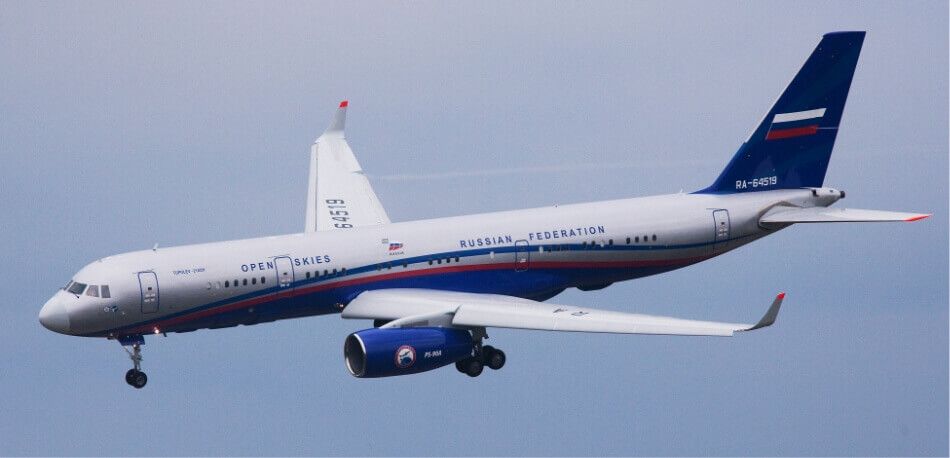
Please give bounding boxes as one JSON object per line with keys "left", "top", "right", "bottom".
{"left": 119, "top": 336, "right": 147, "bottom": 389}
{"left": 455, "top": 329, "right": 506, "bottom": 377}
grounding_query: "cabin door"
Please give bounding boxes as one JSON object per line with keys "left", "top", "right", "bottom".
{"left": 274, "top": 256, "right": 296, "bottom": 300}
{"left": 712, "top": 209, "right": 731, "bottom": 252}
{"left": 514, "top": 240, "right": 531, "bottom": 272}
{"left": 138, "top": 272, "right": 159, "bottom": 314}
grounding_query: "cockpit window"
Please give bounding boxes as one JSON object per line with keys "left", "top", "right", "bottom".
{"left": 86, "top": 285, "right": 100, "bottom": 297}
{"left": 101, "top": 285, "right": 111, "bottom": 298}
{"left": 67, "top": 282, "right": 87, "bottom": 295}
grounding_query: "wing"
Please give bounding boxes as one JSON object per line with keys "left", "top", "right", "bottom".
{"left": 304, "top": 101, "right": 391, "bottom": 232}
{"left": 761, "top": 206, "right": 930, "bottom": 224}
{"left": 342, "top": 289, "right": 785, "bottom": 337}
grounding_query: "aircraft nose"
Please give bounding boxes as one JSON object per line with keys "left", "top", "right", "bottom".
{"left": 39, "top": 296, "right": 71, "bottom": 334}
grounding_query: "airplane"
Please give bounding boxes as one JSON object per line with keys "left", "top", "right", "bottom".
{"left": 39, "top": 31, "right": 930, "bottom": 389}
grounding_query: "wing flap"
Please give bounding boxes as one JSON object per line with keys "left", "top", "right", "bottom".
{"left": 761, "top": 206, "right": 930, "bottom": 224}
{"left": 305, "top": 101, "right": 391, "bottom": 232}
{"left": 342, "top": 289, "right": 784, "bottom": 337}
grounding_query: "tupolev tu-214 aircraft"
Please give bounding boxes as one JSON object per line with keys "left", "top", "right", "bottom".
{"left": 40, "top": 31, "right": 929, "bottom": 388}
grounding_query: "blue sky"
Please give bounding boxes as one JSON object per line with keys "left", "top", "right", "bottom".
{"left": 1, "top": 2, "right": 946, "bottom": 456}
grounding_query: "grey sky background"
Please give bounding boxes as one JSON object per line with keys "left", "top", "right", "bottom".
{"left": 1, "top": 2, "right": 947, "bottom": 456}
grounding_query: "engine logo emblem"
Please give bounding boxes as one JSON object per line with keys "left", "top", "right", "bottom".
{"left": 395, "top": 345, "right": 416, "bottom": 368}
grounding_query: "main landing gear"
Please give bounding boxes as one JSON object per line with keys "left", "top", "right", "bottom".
{"left": 455, "top": 329, "right": 506, "bottom": 377}
{"left": 119, "top": 335, "right": 147, "bottom": 389}
{"left": 455, "top": 345, "right": 507, "bottom": 377}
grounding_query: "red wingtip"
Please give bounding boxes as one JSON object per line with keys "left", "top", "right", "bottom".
{"left": 777, "top": 292, "right": 786, "bottom": 300}
{"left": 904, "top": 214, "right": 930, "bottom": 222}
{"left": 339, "top": 100, "right": 348, "bottom": 108}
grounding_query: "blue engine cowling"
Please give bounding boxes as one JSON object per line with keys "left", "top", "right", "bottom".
{"left": 344, "top": 327, "right": 474, "bottom": 378}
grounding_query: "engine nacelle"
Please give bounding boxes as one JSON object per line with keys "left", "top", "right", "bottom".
{"left": 344, "top": 327, "right": 474, "bottom": 378}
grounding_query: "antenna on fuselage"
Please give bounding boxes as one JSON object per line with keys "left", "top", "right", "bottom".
{"left": 152, "top": 243, "right": 158, "bottom": 252}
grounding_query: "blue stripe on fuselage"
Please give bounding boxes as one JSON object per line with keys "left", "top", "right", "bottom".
{"left": 91, "top": 236, "right": 747, "bottom": 338}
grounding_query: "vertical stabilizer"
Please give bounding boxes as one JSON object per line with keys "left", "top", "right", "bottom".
{"left": 698, "top": 32, "right": 865, "bottom": 194}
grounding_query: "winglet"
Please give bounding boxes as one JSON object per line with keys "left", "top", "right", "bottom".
{"left": 324, "top": 100, "right": 348, "bottom": 134}
{"left": 742, "top": 292, "right": 785, "bottom": 331}
{"left": 904, "top": 214, "right": 931, "bottom": 222}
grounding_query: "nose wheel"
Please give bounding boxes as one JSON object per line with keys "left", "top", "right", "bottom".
{"left": 119, "top": 336, "right": 148, "bottom": 389}
{"left": 125, "top": 368, "right": 147, "bottom": 388}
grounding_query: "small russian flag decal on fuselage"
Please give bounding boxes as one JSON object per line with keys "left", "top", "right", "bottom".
{"left": 766, "top": 108, "right": 826, "bottom": 140}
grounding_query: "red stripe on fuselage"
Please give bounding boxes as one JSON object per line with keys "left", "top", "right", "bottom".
{"left": 766, "top": 125, "right": 818, "bottom": 140}
{"left": 120, "top": 255, "right": 711, "bottom": 335}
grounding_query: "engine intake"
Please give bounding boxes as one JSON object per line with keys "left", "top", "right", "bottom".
{"left": 344, "top": 327, "right": 474, "bottom": 378}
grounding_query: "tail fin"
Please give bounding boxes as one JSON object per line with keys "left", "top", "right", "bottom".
{"left": 698, "top": 31, "right": 866, "bottom": 194}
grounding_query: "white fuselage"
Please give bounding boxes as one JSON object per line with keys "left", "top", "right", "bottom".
{"left": 42, "top": 188, "right": 839, "bottom": 339}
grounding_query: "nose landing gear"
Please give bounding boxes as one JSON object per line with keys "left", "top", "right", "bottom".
{"left": 119, "top": 335, "right": 148, "bottom": 389}
{"left": 125, "top": 367, "right": 147, "bottom": 388}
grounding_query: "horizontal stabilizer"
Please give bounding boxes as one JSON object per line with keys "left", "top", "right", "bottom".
{"left": 343, "top": 289, "right": 784, "bottom": 337}
{"left": 761, "top": 207, "right": 931, "bottom": 224}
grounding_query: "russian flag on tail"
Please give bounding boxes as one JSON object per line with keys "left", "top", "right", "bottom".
{"left": 766, "top": 108, "right": 826, "bottom": 140}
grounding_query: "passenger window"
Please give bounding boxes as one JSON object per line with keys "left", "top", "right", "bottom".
{"left": 403, "top": 262, "right": 408, "bottom": 268}
{"left": 243, "top": 279, "right": 248, "bottom": 286}
{"left": 260, "top": 276, "right": 265, "bottom": 284}
{"left": 428, "top": 260, "right": 433, "bottom": 265}
{"left": 101, "top": 285, "right": 111, "bottom": 298}
{"left": 608, "top": 239, "right": 614, "bottom": 245}
{"left": 455, "top": 257, "right": 460, "bottom": 262}
{"left": 252, "top": 277, "right": 257, "bottom": 285}
{"left": 234, "top": 279, "right": 239, "bottom": 287}
{"left": 342, "top": 268, "right": 347, "bottom": 275}
{"left": 225, "top": 280, "right": 230, "bottom": 288}
{"left": 323, "top": 269, "right": 328, "bottom": 276}
{"left": 626, "top": 237, "right": 631, "bottom": 244}
{"left": 86, "top": 285, "right": 100, "bottom": 297}
{"left": 635, "top": 236, "right": 639, "bottom": 243}
{"left": 305, "top": 272, "right": 310, "bottom": 279}
{"left": 652, "top": 234, "right": 657, "bottom": 241}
